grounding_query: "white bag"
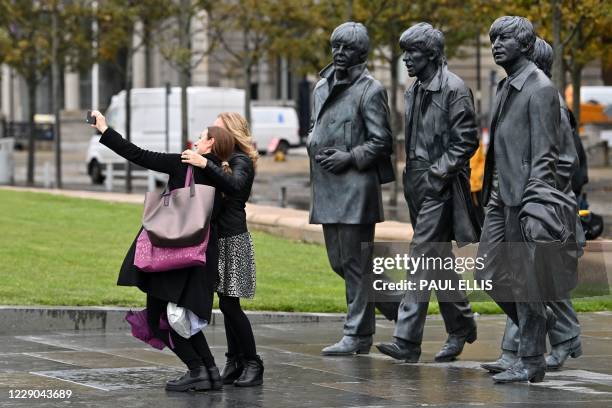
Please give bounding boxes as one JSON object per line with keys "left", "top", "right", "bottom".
{"left": 166, "top": 302, "right": 208, "bottom": 339}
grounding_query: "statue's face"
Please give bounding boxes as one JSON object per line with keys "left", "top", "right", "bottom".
{"left": 401, "top": 46, "right": 430, "bottom": 78}
{"left": 331, "top": 40, "right": 362, "bottom": 71}
{"left": 491, "top": 31, "right": 523, "bottom": 67}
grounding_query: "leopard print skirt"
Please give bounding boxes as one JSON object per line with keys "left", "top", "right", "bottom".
{"left": 216, "top": 232, "right": 256, "bottom": 298}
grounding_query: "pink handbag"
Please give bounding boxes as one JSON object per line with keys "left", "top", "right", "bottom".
{"left": 134, "top": 226, "right": 210, "bottom": 272}
{"left": 134, "top": 166, "right": 213, "bottom": 272}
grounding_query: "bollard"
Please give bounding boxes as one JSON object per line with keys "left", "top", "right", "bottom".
{"left": 279, "top": 185, "right": 287, "bottom": 208}
{"left": 105, "top": 163, "right": 113, "bottom": 192}
{"left": 43, "top": 162, "right": 52, "bottom": 188}
{"left": 0, "top": 137, "right": 15, "bottom": 185}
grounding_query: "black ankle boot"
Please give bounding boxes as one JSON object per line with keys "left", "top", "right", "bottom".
{"left": 207, "top": 366, "right": 223, "bottom": 390}
{"left": 220, "top": 354, "right": 244, "bottom": 385}
{"left": 165, "top": 366, "right": 211, "bottom": 392}
{"left": 234, "top": 355, "right": 264, "bottom": 387}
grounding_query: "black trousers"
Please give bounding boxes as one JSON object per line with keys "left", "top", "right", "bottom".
{"left": 394, "top": 164, "right": 475, "bottom": 344}
{"left": 478, "top": 189, "right": 547, "bottom": 357}
{"left": 502, "top": 299, "right": 581, "bottom": 351}
{"left": 147, "top": 294, "right": 215, "bottom": 370}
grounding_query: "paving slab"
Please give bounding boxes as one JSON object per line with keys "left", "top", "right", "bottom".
{"left": 1, "top": 313, "right": 612, "bottom": 407}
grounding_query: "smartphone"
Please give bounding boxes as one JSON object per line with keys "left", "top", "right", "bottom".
{"left": 86, "top": 110, "right": 96, "bottom": 125}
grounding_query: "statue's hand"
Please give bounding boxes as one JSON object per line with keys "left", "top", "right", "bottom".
{"left": 320, "top": 149, "right": 352, "bottom": 173}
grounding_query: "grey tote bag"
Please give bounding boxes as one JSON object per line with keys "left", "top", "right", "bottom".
{"left": 142, "top": 165, "right": 215, "bottom": 247}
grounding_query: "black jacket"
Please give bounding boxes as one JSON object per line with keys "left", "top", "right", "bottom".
{"left": 403, "top": 65, "right": 481, "bottom": 243}
{"left": 202, "top": 150, "right": 254, "bottom": 238}
{"left": 100, "top": 128, "right": 222, "bottom": 321}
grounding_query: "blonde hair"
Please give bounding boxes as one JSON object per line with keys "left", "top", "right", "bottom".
{"left": 217, "top": 112, "right": 259, "bottom": 166}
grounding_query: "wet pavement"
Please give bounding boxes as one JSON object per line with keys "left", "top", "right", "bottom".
{"left": 1, "top": 313, "right": 612, "bottom": 407}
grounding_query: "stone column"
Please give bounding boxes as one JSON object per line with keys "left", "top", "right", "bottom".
{"left": 1, "top": 65, "right": 10, "bottom": 119}
{"left": 64, "top": 71, "right": 80, "bottom": 111}
{"left": 191, "top": 10, "right": 209, "bottom": 86}
{"left": 132, "top": 21, "right": 146, "bottom": 89}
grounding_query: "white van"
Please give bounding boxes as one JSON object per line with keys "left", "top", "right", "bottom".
{"left": 580, "top": 86, "right": 612, "bottom": 105}
{"left": 86, "top": 86, "right": 245, "bottom": 183}
{"left": 251, "top": 106, "right": 300, "bottom": 154}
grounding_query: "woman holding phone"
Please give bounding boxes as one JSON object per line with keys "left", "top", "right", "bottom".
{"left": 89, "top": 110, "right": 234, "bottom": 392}
{"left": 185, "top": 112, "right": 262, "bottom": 387}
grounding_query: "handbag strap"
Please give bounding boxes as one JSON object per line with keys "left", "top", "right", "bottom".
{"left": 184, "top": 165, "right": 196, "bottom": 197}
{"left": 184, "top": 165, "right": 193, "bottom": 188}
{"left": 161, "top": 165, "right": 196, "bottom": 206}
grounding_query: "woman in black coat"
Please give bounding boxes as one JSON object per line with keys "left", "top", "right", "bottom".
{"left": 89, "top": 111, "right": 235, "bottom": 392}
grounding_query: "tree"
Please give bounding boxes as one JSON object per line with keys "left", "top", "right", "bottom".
{"left": 0, "top": 2, "right": 54, "bottom": 186}
{"left": 557, "top": 0, "right": 611, "bottom": 123}
{"left": 264, "top": 0, "right": 342, "bottom": 78}
{"left": 50, "top": 0, "right": 93, "bottom": 189}
{"left": 208, "top": 0, "right": 282, "bottom": 125}
{"left": 470, "top": 0, "right": 612, "bottom": 124}
{"left": 352, "top": 0, "right": 477, "bottom": 205}
{"left": 96, "top": 0, "right": 167, "bottom": 192}
{"left": 155, "top": 0, "right": 216, "bottom": 150}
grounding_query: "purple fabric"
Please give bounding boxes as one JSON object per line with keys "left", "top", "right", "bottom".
{"left": 125, "top": 309, "right": 174, "bottom": 350}
{"left": 134, "top": 226, "right": 210, "bottom": 272}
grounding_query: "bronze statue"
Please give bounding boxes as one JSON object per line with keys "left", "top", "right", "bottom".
{"left": 376, "top": 22, "right": 480, "bottom": 363}
{"left": 476, "top": 16, "right": 566, "bottom": 384}
{"left": 481, "top": 36, "right": 583, "bottom": 375}
{"left": 306, "top": 21, "right": 397, "bottom": 355}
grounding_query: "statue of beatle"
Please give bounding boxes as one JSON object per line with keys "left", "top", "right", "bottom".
{"left": 308, "top": 16, "right": 582, "bottom": 384}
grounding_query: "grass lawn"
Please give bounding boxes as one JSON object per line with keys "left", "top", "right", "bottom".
{"left": 0, "top": 189, "right": 610, "bottom": 314}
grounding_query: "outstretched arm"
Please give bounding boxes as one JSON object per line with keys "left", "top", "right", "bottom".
{"left": 91, "top": 110, "right": 182, "bottom": 175}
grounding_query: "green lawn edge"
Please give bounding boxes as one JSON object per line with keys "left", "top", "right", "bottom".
{"left": 1, "top": 189, "right": 610, "bottom": 314}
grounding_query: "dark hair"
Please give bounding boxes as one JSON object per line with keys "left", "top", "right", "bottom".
{"left": 330, "top": 22, "right": 369, "bottom": 62}
{"left": 531, "top": 37, "right": 553, "bottom": 78}
{"left": 399, "top": 22, "right": 445, "bottom": 66}
{"left": 489, "top": 16, "right": 535, "bottom": 56}
{"left": 207, "top": 126, "right": 235, "bottom": 173}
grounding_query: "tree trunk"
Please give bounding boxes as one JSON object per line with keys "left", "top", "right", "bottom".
{"left": 244, "top": 64, "right": 252, "bottom": 126}
{"left": 52, "top": 6, "right": 62, "bottom": 189}
{"left": 179, "top": 0, "right": 190, "bottom": 149}
{"left": 345, "top": 0, "right": 353, "bottom": 20}
{"left": 389, "top": 52, "right": 400, "bottom": 206}
{"left": 143, "top": 18, "right": 152, "bottom": 88}
{"left": 571, "top": 64, "right": 582, "bottom": 126}
{"left": 243, "top": 29, "right": 252, "bottom": 126}
{"left": 180, "top": 70, "right": 189, "bottom": 149}
{"left": 551, "top": 0, "right": 565, "bottom": 92}
{"left": 26, "top": 81, "right": 36, "bottom": 186}
{"left": 125, "top": 44, "right": 133, "bottom": 193}
{"left": 570, "top": 22, "right": 584, "bottom": 126}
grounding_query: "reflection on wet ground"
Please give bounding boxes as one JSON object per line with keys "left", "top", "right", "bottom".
{"left": 2, "top": 313, "right": 612, "bottom": 407}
